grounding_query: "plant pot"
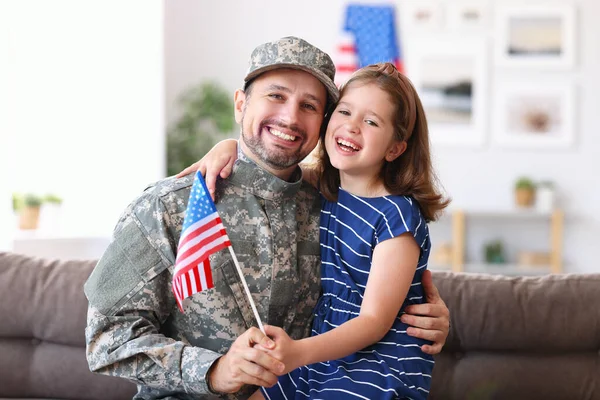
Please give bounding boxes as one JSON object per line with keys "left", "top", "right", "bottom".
{"left": 19, "top": 206, "right": 41, "bottom": 230}
{"left": 536, "top": 186, "right": 554, "bottom": 212}
{"left": 39, "top": 203, "right": 62, "bottom": 233}
{"left": 515, "top": 188, "right": 535, "bottom": 208}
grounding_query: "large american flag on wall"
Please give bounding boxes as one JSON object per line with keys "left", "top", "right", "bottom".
{"left": 172, "top": 171, "right": 231, "bottom": 312}
{"left": 334, "top": 4, "right": 404, "bottom": 86}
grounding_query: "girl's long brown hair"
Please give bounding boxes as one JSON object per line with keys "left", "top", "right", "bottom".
{"left": 317, "top": 62, "right": 450, "bottom": 222}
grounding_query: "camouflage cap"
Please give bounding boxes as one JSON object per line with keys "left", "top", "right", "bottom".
{"left": 244, "top": 36, "right": 339, "bottom": 107}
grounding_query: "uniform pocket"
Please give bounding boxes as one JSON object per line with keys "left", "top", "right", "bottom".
{"left": 84, "top": 221, "right": 165, "bottom": 315}
{"left": 288, "top": 241, "right": 321, "bottom": 338}
{"left": 214, "top": 241, "right": 260, "bottom": 329}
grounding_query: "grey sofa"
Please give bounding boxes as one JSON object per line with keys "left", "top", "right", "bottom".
{"left": 429, "top": 271, "right": 600, "bottom": 400}
{"left": 0, "top": 252, "right": 135, "bottom": 400}
{"left": 1, "top": 251, "right": 599, "bottom": 399}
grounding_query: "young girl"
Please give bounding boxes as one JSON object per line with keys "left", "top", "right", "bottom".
{"left": 181, "top": 63, "right": 449, "bottom": 399}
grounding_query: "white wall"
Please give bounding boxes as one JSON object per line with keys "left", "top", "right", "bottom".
{"left": 1, "top": 0, "right": 165, "bottom": 239}
{"left": 165, "top": 0, "right": 600, "bottom": 273}
{"left": 0, "top": 9, "right": 16, "bottom": 251}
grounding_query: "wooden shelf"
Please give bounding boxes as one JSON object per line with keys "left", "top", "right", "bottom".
{"left": 428, "top": 263, "right": 550, "bottom": 276}
{"left": 448, "top": 209, "right": 564, "bottom": 275}
{"left": 462, "top": 263, "right": 552, "bottom": 276}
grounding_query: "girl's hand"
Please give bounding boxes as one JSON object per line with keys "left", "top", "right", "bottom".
{"left": 175, "top": 139, "right": 238, "bottom": 199}
{"left": 254, "top": 325, "right": 304, "bottom": 375}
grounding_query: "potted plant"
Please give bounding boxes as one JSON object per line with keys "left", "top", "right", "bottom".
{"left": 19, "top": 193, "right": 43, "bottom": 230}
{"left": 536, "top": 180, "right": 555, "bottom": 212}
{"left": 40, "top": 193, "right": 63, "bottom": 232}
{"left": 12, "top": 193, "right": 23, "bottom": 215}
{"left": 514, "top": 177, "right": 536, "bottom": 208}
{"left": 12, "top": 193, "right": 23, "bottom": 229}
{"left": 484, "top": 240, "right": 506, "bottom": 264}
{"left": 44, "top": 193, "right": 63, "bottom": 206}
{"left": 166, "top": 81, "right": 235, "bottom": 176}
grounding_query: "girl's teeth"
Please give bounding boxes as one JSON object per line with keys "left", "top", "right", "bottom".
{"left": 270, "top": 128, "right": 296, "bottom": 141}
{"left": 337, "top": 139, "right": 359, "bottom": 151}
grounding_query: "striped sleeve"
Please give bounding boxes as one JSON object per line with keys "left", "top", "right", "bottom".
{"left": 375, "top": 196, "right": 421, "bottom": 244}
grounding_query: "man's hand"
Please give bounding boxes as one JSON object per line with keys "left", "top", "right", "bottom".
{"left": 401, "top": 270, "right": 450, "bottom": 355}
{"left": 208, "top": 327, "right": 285, "bottom": 393}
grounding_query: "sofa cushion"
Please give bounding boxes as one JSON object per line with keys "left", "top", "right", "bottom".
{"left": 0, "top": 252, "right": 136, "bottom": 400}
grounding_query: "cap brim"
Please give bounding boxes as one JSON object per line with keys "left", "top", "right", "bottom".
{"left": 245, "top": 63, "right": 339, "bottom": 106}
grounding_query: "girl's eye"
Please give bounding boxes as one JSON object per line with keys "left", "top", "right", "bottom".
{"left": 365, "top": 119, "right": 379, "bottom": 127}
{"left": 338, "top": 110, "right": 350, "bottom": 116}
{"left": 269, "top": 94, "right": 283, "bottom": 100}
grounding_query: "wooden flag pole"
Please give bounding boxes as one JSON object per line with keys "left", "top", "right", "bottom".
{"left": 227, "top": 247, "right": 265, "bottom": 334}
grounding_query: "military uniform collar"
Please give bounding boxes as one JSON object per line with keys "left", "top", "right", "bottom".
{"left": 228, "top": 146, "right": 303, "bottom": 200}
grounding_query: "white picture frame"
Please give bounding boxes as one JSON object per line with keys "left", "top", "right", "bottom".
{"left": 492, "top": 81, "right": 576, "bottom": 148}
{"left": 402, "top": 0, "right": 444, "bottom": 32}
{"left": 495, "top": 4, "right": 577, "bottom": 69}
{"left": 447, "top": 2, "right": 489, "bottom": 31}
{"left": 406, "top": 38, "right": 488, "bottom": 147}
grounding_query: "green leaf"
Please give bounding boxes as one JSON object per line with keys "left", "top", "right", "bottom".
{"left": 23, "top": 193, "right": 43, "bottom": 208}
{"left": 166, "top": 81, "right": 235, "bottom": 177}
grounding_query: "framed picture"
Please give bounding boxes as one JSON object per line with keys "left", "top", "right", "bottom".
{"left": 492, "top": 82, "right": 576, "bottom": 148}
{"left": 447, "top": 2, "right": 489, "bottom": 30}
{"left": 495, "top": 5, "right": 576, "bottom": 68}
{"left": 406, "top": 39, "right": 488, "bottom": 147}
{"left": 402, "top": 1, "right": 444, "bottom": 31}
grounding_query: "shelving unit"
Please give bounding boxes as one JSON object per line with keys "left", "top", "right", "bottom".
{"left": 440, "top": 208, "right": 564, "bottom": 275}
{"left": 11, "top": 229, "right": 111, "bottom": 260}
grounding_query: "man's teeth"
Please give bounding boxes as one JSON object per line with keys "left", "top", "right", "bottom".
{"left": 270, "top": 128, "right": 296, "bottom": 141}
{"left": 337, "top": 139, "right": 359, "bottom": 151}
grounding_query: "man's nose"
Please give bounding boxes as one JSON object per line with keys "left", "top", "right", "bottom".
{"left": 279, "top": 101, "right": 301, "bottom": 126}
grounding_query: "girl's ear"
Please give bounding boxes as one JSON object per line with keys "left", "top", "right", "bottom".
{"left": 234, "top": 89, "right": 246, "bottom": 124}
{"left": 385, "top": 141, "right": 407, "bottom": 162}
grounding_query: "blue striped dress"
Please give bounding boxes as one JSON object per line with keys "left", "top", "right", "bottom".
{"left": 263, "top": 189, "right": 434, "bottom": 400}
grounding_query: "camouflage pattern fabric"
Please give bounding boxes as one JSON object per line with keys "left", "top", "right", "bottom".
{"left": 84, "top": 151, "right": 322, "bottom": 399}
{"left": 244, "top": 36, "right": 339, "bottom": 110}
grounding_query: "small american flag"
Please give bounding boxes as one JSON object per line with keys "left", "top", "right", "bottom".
{"left": 172, "top": 172, "right": 231, "bottom": 312}
{"left": 334, "top": 4, "right": 404, "bottom": 86}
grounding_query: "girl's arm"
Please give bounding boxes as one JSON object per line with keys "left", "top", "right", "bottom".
{"left": 175, "top": 139, "right": 238, "bottom": 199}
{"left": 261, "top": 233, "right": 419, "bottom": 373}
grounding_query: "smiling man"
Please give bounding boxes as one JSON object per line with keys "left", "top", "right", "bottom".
{"left": 83, "top": 36, "right": 450, "bottom": 399}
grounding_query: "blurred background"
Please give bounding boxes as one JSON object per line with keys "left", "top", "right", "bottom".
{"left": 1, "top": 0, "right": 598, "bottom": 273}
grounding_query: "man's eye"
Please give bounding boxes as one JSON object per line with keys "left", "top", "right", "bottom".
{"left": 303, "top": 103, "right": 317, "bottom": 111}
{"left": 269, "top": 94, "right": 283, "bottom": 100}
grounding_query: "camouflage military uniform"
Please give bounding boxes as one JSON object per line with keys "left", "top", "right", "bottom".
{"left": 84, "top": 150, "right": 322, "bottom": 399}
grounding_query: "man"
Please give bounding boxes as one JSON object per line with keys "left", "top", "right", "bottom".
{"left": 84, "top": 36, "right": 450, "bottom": 399}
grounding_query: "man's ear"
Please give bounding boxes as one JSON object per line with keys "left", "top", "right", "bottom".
{"left": 386, "top": 141, "right": 407, "bottom": 162}
{"left": 234, "top": 89, "right": 246, "bottom": 124}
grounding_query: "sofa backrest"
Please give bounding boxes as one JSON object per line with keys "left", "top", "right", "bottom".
{"left": 3, "top": 251, "right": 598, "bottom": 400}
{"left": 431, "top": 271, "right": 600, "bottom": 400}
{"left": 0, "top": 252, "right": 136, "bottom": 400}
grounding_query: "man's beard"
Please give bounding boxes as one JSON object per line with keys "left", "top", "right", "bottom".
{"left": 241, "top": 117, "right": 308, "bottom": 170}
